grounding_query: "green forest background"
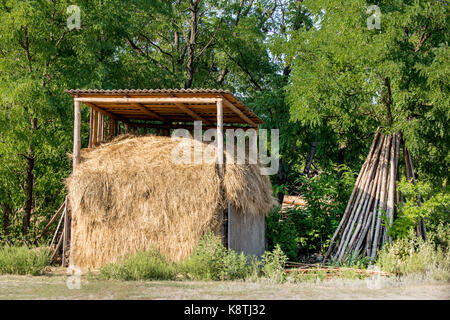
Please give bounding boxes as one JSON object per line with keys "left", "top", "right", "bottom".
{"left": 0, "top": 0, "right": 448, "bottom": 261}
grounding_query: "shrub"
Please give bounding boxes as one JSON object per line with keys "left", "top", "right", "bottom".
{"left": 265, "top": 208, "right": 299, "bottom": 260}
{"left": 261, "top": 244, "right": 288, "bottom": 283}
{"left": 390, "top": 179, "right": 450, "bottom": 240}
{"left": 266, "top": 167, "right": 356, "bottom": 260}
{"left": 0, "top": 246, "right": 51, "bottom": 275}
{"left": 100, "top": 249, "right": 177, "bottom": 281}
{"left": 376, "top": 235, "right": 450, "bottom": 281}
{"left": 180, "top": 232, "right": 257, "bottom": 281}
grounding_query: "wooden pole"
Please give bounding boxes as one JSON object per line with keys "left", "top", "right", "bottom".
{"left": 217, "top": 98, "right": 224, "bottom": 168}
{"left": 61, "top": 200, "right": 69, "bottom": 267}
{"left": 371, "top": 136, "right": 391, "bottom": 259}
{"left": 385, "top": 133, "right": 398, "bottom": 243}
{"left": 93, "top": 110, "right": 98, "bottom": 147}
{"left": 324, "top": 130, "right": 380, "bottom": 261}
{"left": 335, "top": 135, "right": 385, "bottom": 260}
{"left": 216, "top": 98, "right": 227, "bottom": 248}
{"left": 73, "top": 99, "right": 81, "bottom": 171}
{"left": 88, "top": 108, "right": 93, "bottom": 148}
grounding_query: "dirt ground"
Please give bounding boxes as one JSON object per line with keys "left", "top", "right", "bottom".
{"left": 0, "top": 274, "right": 448, "bottom": 300}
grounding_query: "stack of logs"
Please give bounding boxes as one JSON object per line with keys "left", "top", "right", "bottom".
{"left": 324, "top": 129, "right": 427, "bottom": 262}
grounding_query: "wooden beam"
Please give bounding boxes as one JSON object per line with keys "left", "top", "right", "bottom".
{"left": 131, "top": 103, "right": 168, "bottom": 122}
{"left": 168, "top": 94, "right": 213, "bottom": 125}
{"left": 83, "top": 102, "right": 129, "bottom": 123}
{"left": 75, "top": 97, "right": 219, "bottom": 104}
{"left": 39, "top": 201, "right": 65, "bottom": 239}
{"left": 73, "top": 99, "right": 81, "bottom": 171}
{"left": 221, "top": 95, "right": 257, "bottom": 128}
{"left": 174, "top": 103, "right": 212, "bottom": 125}
{"left": 127, "top": 122, "right": 252, "bottom": 131}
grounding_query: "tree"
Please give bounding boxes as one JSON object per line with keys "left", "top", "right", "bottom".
{"left": 284, "top": 0, "right": 449, "bottom": 185}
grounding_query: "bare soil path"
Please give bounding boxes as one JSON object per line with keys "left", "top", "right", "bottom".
{"left": 0, "top": 275, "right": 448, "bottom": 300}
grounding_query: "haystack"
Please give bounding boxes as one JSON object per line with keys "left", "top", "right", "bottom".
{"left": 66, "top": 134, "right": 275, "bottom": 269}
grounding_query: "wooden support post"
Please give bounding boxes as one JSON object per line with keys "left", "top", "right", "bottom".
{"left": 61, "top": 198, "right": 69, "bottom": 267}
{"left": 93, "top": 110, "right": 98, "bottom": 147}
{"left": 88, "top": 108, "right": 93, "bottom": 148}
{"left": 113, "top": 120, "right": 118, "bottom": 136}
{"left": 68, "top": 98, "right": 81, "bottom": 267}
{"left": 216, "top": 98, "right": 227, "bottom": 248}
{"left": 73, "top": 99, "right": 81, "bottom": 170}
{"left": 217, "top": 98, "right": 224, "bottom": 168}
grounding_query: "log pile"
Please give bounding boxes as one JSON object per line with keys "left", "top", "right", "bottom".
{"left": 324, "top": 129, "right": 423, "bottom": 262}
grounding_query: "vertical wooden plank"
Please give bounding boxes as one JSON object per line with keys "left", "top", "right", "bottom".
{"left": 113, "top": 120, "right": 118, "bottom": 137}
{"left": 98, "top": 113, "right": 104, "bottom": 143}
{"left": 88, "top": 108, "right": 93, "bottom": 148}
{"left": 93, "top": 110, "right": 98, "bottom": 147}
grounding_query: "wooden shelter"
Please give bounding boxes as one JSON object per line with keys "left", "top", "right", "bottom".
{"left": 61, "top": 88, "right": 268, "bottom": 267}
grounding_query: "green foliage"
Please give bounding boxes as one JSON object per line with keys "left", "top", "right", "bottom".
{"left": 265, "top": 207, "right": 299, "bottom": 260}
{"left": 292, "top": 167, "right": 355, "bottom": 254}
{"left": 390, "top": 179, "right": 450, "bottom": 239}
{"left": 266, "top": 166, "right": 356, "bottom": 259}
{"left": 180, "top": 232, "right": 258, "bottom": 281}
{"left": 284, "top": 0, "right": 449, "bottom": 184}
{"left": 100, "top": 249, "right": 177, "bottom": 281}
{"left": 99, "top": 233, "right": 290, "bottom": 282}
{"left": 0, "top": 246, "right": 50, "bottom": 275}
{"left": 260, "top": 244, "right": 288, "bottom": 283}
{"left": 376, "top": 235, "right": 450, "bottom": 281}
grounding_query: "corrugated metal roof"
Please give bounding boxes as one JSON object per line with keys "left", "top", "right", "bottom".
{"left": 65, "top": 88, "right": 263, "bottom": 125}
{"left": 65, "top": 88, "right": 232, "bottom": 95}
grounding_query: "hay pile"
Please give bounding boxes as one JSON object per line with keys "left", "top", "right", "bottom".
{"left": 66, "top": 134, "right": 275, "bottom": 269}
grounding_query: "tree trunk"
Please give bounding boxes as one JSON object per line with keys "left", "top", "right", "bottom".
{"left": 303, "top": 141, "right": 318, "bottom": 177}
{"left": 276, "top": 157, "right": 286, "bottom": 204}
{"left": 1, "top": 202, "right": 12, "bottom": 235}
{"left": 185, "top": 1, "right": 199, "bottom": 89}
{"left": 22, "top": 117, "right": 37, "bottom": 236}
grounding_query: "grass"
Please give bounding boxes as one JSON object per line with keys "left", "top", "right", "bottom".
{"left": 100, "top": 249, "right": 178, "bottom": 281}
{"left": 376, "top": 237, "right": 450, "bottom": 281}
{"left": 0, "top": 246, "right": 51, "bottom": 276}
{"left": 99, "top": 233, "right": 287, "bottom": 282}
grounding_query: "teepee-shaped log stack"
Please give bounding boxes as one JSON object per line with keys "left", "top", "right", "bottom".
{"left": 325, "top": 129, "right": 407, "bottom": 262}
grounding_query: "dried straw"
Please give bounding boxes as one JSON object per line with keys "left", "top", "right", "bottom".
{"left": 66, "top": 134, "right": 275, "bottom": 269}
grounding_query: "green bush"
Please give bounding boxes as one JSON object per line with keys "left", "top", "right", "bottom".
{"left": 267, "top": 167, "right": 355, "bottom": 260}
{"left": 261, "top": 244, "right": 288, "bottom": 283}
{"left": 99, "top": 233, "right": 292, "bottom": 282}
{"left": 100, "top": 249, "right": 177, "bottom": 281}
{"left": 390, "top": 179, "right": 450, "bottom": 240}
{"left": 180, "top": 232, "right": 258, "bottom": 281}
{"left": 0, "top": 246, "right": 51, "bottom": 275}
{"left": 376, "top": 235, "right": 450, "bottom": 281}
{"left": 265, "top": 208, "right": 299, "bottom": 260}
